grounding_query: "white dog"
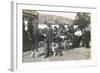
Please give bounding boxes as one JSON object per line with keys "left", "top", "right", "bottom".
{"left": 50, "top": 42, "right": 58, "bottom": 56}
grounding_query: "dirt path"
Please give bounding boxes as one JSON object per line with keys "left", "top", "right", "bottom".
{"left": 22, "top": 47, "right": 91, "bottom": 63}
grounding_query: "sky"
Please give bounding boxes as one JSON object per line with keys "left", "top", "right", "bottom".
{"left": 37, "top": 11, "right": 77, "bottom": 29}
{"left": 37, "top": 11, "right": 77, "bottom": 20}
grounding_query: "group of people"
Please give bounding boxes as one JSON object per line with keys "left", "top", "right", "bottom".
{"left": 27, "top": 22, "right": 91, "bottom": 58}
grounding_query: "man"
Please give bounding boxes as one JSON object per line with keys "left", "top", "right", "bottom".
{"left": 44, "top": 24, "right": 53, "bottom": 58}
{"left": 73, "top": 28, "right": 82, "bottom": 48}
{"left": 53, "top": 26, "right": 58, "bottom": 42}
{"left": 82, "top": 27, "right": 91, "bottom": 48}
{"left": 28, "top": 19, "right": 38, "bottom": 57}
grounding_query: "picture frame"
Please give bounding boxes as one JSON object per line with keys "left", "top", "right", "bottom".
{"left": 11, "top": 1, "right": 97, "bottom": 71}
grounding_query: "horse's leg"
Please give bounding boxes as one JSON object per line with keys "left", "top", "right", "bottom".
{"left": 34, "top": 49, "right": 38, "bottom": 58}
{"left": 52, "top": 47, "right": 56, "bottom": 56}
{"left": 31, "top": 43, "right": 35, "bottom": 58}
{"left": 34, "top": 39, "right": 39, "bottom": 58}
{"left": 31, "top": 39, "right": 38, "bottom": 58}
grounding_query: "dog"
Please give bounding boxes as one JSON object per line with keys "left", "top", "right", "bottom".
{"left": 50, "top": 42, "right": 58, "bottom": 56}
{"left": 50, "top": 42, "right": 63, "bottom": 56}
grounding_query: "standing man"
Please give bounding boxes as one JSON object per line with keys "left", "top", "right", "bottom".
{"left": 73, "top": 28, "right": 82, "bottom": 48}
{"left": 27, "top": 19, "right": 35, "bottom": 57}
{"left": 28, "top": 18, "right": 38, "bottom": 57}
{"left": 53, "top": 26, "right": 58, "bottom": 42}
{"left": 82, "top": 27, "right": 91, "bottom": 48}
{"left": 44, "top": 24, "right": 53, "bottom": 58}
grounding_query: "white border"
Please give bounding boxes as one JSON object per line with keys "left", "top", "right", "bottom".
{"left": 11, "top": 1, "right": 97, "bottom": 72}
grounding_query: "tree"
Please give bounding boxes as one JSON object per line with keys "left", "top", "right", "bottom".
{"left": 73, "top": 12, "right": 90, "bottom": 30}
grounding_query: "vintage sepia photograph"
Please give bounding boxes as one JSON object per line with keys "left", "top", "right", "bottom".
{"left": 10, "top": 1, "right": 97, "bottom": 70}
{"left": 22, "top": 9, "right": 91, "bottom": 63}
